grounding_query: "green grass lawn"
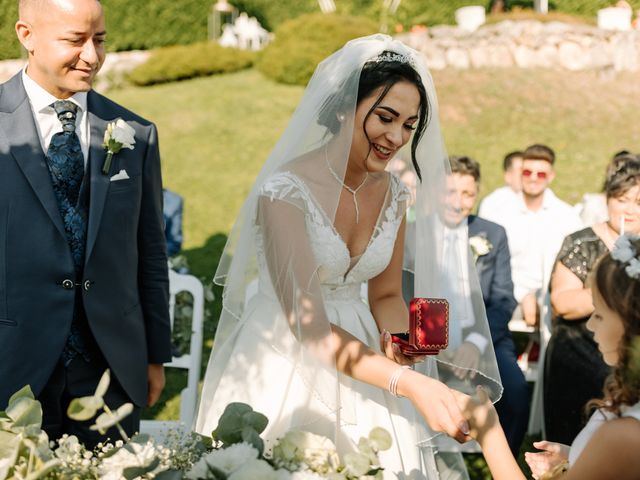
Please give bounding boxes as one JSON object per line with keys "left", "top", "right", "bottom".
{"left": 109, "top": 66, "right": 639, "bottom": 478}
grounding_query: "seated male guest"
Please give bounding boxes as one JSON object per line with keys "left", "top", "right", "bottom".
{"left": 480, "top": 144, "right": 582, "bottom": 326}
{"left": 478, "top": 150, "right": 523, "bottom": 220}
{"left": 443, "top": 155, "right": 529, "bottom": 457}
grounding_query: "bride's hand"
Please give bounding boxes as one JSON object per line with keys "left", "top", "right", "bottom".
{"left": 451, "top": 386, "right": 499, "bottom": 444}
{"left": 400, "top": 370, "right": 472, "bottom": 444}
{"left": 524, "top": 441, "right": 570, "bottom": 480}
{"left": 380, "top": 330, "right": 426, "bottom": 366}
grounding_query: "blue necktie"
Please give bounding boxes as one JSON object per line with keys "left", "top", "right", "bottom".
{"left": 46, "top": 100, "right": 87, "bottom": 270}
{"left": 45, "top": 100, "right": 90, "bottom": 366}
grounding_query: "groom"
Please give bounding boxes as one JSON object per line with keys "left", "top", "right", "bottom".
{"left": 0, "top": 0, "right": 172, "bottom": 446}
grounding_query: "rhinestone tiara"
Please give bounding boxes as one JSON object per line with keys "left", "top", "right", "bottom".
{"left": 372, "top": 51, "right": 415, "bottom": 66}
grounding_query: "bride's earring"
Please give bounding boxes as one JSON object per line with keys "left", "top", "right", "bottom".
{"left": 337, "top": 113, "right": 345, "bottom": 122}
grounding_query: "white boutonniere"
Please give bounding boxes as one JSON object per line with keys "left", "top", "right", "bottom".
{"left": 101, "top": 119, "right": 136, "bottom": 174}
{"left": 469, "top": 235, "right": 492, "bottom": 261}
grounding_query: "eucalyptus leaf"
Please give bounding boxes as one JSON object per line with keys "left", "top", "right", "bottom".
{"left": 155, "top": 469, "right": 184, "bottom": 480}
{"left": 212, "top": 403, "right": 253, "bottom": 444}
{"left": 241, "top": 426, "right": 264, "bottom": 456}
{"left": 90, "top": 403, "right": 134, "bottom": 434}
{"left": 94, "top": 369, "right": 111, "bottom": 398}
{"left": 241, "top": 411, "right": 268, "bottom": 434}
{"left": 343, "top": 452, "right": 371, "bottom": 477}
{"left": 129, "top": 433, "right": 151, "bottom": 444}
{"left": 7, "top": 385, "right": 35, "bottom": 406}
{"left": 6, "top": 395, "right": 42, "bottom": 429}
{"left": 67, "top": 396, "right": 104, "bottom": 421}
{"left": 368, "top": 427, "right": 392, "bottom": 451}
{"left": 122, "top": 457, "right": 160, "bottom": 480}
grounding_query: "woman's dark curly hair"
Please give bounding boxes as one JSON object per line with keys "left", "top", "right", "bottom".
{"left": 587, "top": 238, "right": 640, "bottom": 416}
{"left": 318, "top": 51, "right": 431, "bottom": 181}
{"left": 603, "top": 154, "right": 640, "bottom": 199}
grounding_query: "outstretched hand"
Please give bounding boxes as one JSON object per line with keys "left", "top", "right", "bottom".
{"left": 525, "top": 441, "right": 570, "bottom": 480}
{"left": 452, "top": 386, "right": 499, "bottom": 444}
{"left": 402, "top": 371, "right": 472, "bottom": 444}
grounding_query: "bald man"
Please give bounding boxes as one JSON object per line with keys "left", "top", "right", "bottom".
{"left": 0, "top": 0, "right": 172, "bottom": 447}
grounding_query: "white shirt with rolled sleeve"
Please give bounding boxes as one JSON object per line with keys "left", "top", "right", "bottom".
{"left": 482, "top": 189, "right": 583, "bottom": 303}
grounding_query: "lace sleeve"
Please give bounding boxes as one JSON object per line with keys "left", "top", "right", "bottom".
{"left": 256, "top": 172, "right": 338, "bottom": 362}
{"left": 389, "top": 173, "right": 412, "bottom": 221}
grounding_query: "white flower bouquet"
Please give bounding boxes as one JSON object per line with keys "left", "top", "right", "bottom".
{"left": 0, "top": 371, "right": 391, "bottom": 480}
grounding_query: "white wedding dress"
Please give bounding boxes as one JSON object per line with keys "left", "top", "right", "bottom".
{"left": 196, "top": 171, "right": 450, "bottom": 479}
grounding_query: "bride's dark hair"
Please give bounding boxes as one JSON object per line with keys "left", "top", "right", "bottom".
{"left": 587, "top": 241, "right": 640, "bottom": 416}
{"left": 318, "top": 51, "right": 430, "bottom": 181}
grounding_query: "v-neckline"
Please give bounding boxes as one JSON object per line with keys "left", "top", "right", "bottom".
{"left": 303, "top": 173, "right": 393, "bottom": 279}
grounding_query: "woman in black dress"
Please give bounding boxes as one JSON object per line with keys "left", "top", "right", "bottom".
{"left": 544, "top": 154, "right": 640, "bottom": 444}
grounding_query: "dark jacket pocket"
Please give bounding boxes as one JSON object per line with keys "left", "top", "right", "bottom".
{"left": 108, "top": 174, "right": 142, "bottom": 193}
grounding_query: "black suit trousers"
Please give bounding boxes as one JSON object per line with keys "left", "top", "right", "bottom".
{"left": 37, "top": 334, "right": 141, "bottom": 450}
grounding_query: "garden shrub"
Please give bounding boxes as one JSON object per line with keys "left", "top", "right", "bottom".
{"left": 128, "top": 42, "right": 255, "bottom": 86}
{"left": 2, "top": 0, "right": 639, "bottom": 61}
{"left": 0, "top": 0, "right": 210, "bottom": 60}
{"left": 0, "top": 1, "right": 22, "bottom": 61}
{"left": 256, "top": 13, "right": 378, "bottom": 86}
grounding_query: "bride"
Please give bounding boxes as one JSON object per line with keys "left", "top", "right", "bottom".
{"left": 195, "top": 34, "right": 502, "bottom": 479}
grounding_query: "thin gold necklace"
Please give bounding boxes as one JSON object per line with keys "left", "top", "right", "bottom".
{"left": 324, "top": 145, "right": 368, "bottom": 224}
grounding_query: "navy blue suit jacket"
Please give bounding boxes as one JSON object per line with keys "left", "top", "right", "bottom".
{"left": 0, "top": 73, "right": 172, "bottom": 408}
{"left": 468, "top": 215, "right": 517, "bottom": 346}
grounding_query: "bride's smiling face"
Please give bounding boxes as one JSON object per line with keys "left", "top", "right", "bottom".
{"left": 349, "top": 80, "right": 420, "bottom": 174}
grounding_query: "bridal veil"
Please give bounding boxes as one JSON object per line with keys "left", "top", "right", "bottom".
{"left": 195, "top": 33, "right": 503, "bottom": 473}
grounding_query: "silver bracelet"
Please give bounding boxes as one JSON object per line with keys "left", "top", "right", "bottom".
{"left": 388, "top": 365, "right": 410, "bottom": 397}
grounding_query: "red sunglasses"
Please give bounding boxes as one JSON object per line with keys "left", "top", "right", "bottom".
{"left": 522, "top": 169, "right": 548, "bottom": 179}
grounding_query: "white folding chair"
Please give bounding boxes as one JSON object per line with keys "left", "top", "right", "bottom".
{"left": 527, "top": 291, "right": 552, "bottom": 437}
{"left": 140, "top": 270, "right": 204, "bottom": 439}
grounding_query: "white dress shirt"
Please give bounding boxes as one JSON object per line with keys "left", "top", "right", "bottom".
{"left": 441, "top": 218, "right": 489, "bottom": 353}
{"left": 478, "top": 186, "right": 519, "bottom": 220}
{"left": 482, "top": 189, "right": 583, "bottom": 302}
{"left": 22, "top": 69, "right": 90, "bottom": 165}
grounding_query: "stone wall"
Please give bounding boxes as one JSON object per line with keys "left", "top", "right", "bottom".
{"left": 399, "top": 20, "right": 640, "bottom": 72}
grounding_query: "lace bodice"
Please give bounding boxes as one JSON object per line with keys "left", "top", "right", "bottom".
{"left": 257, "top": 171, "right": 410, "bottom": 301}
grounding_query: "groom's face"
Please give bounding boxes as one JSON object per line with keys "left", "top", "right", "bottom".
{"left": 17, "top": 0, "right": 106, "bottom": 99}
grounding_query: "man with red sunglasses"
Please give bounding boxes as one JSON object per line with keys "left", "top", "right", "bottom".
{"left": 482, "top": 144, "right": 582, "bottom": 327}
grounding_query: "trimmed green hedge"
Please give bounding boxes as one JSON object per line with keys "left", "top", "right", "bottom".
{"left": 256, "top": 13, "right": 378, "bottom": 86}
{"left": 2, "top": 0, "right": 640, "bottom": 61}
{"left": 0, "top": 0, "right": 210, "bottom": 60}
{"left": 0, "top": 1, "right": 22, "bottom": 61}
{"left": 128, "top": 43, "right": 254, "bottom": 86}
{"left": 227, "top": 0, "right": 640, "bottom": 30}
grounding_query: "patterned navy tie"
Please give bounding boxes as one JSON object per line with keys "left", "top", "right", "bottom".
{"left": 46, "top": 100, "right": 90, "bottom": 366}
{"left": 46, "top": 100, "right": 87, "bottom": 270}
